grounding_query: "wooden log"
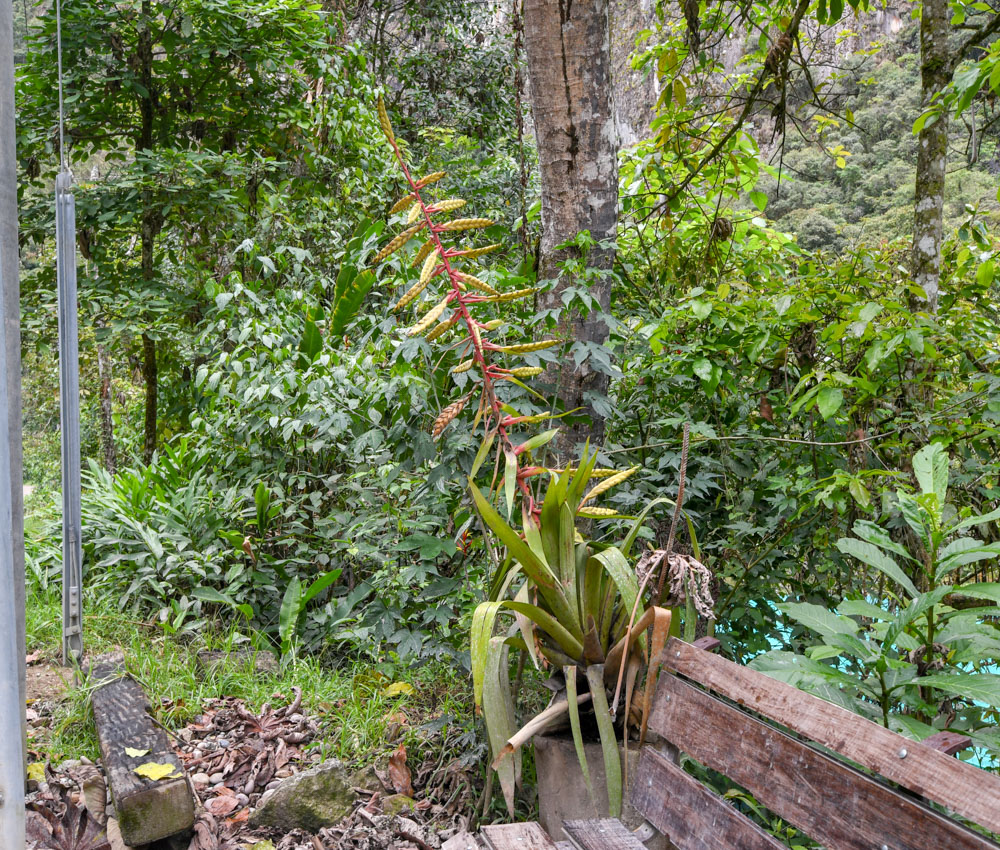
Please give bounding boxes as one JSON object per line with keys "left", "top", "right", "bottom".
{"left": 630, "top": 749, "right": 785, "bottom": 850}
{"left": 562, "top": 818, "right": 646, "bottom": 850}
{"left": 648, "top": 674, "right": 1000, "bottom": 850}
{"left": 90, "top": 659, "right": 195, "bottom": 846}
{"left": 663, "top": 638, "right": 1000, "bottom": 835}
{"left": 482, "top": 822, "right": 561, "bottom": 850}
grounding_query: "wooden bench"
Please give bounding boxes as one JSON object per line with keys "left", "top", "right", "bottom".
{"left": 482, "top": 637, "right": 1000, "bottom": 850}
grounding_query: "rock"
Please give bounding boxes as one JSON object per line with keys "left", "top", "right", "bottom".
{"left": 249, "top": 759, "right": 355, "bottom": 833}
{"left": 442, "top": 831, "right": 479, "bottom": 850}
{"left": 191, "top": 773, "right": 210, "bottom": 789}
{"left": 209, "top": 772, "right": 224, "bottom": 785}
{"left": 383, "top": 794, "right": 416, "bottom": 817}
{"left": 349, "top": 764, "right": 384, "bottom": 792}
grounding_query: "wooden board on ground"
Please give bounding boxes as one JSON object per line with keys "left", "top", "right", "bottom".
{"left": 664, "top": 637, "right": 1000, "bottom": 835}
{"left": 630, "top": 749, "right": 785, "bottom": 850}
{"left": 562, "top": 818, "right": 646, "bottom": 850}
{"left": 90, "top": 657, "right": 195, "bottom": 846}
{"left": 482, "top": 822, "right": 561, "bottom": 850}
{"left": 648, "top": 673, "right": 1000, "bottom": 850}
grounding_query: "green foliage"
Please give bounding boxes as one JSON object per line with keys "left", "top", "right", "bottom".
{"left": 753, "top": 445, "right": 1000, "bottom": 763}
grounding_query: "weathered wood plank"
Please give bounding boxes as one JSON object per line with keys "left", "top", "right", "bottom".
{"left": 90, "top": 659, "right": 195, "bottom": 846}
{"left": 664, "top": 637, "right": 1000, "bottom": 835}
{"left": 630, "top": 748, "right": 785, "bottom": 850}
{"left": 691, "top": 636, "right": 721, "bottom": 653}
{"left": 922, "top": 730, "right": 972, "bottom": 755}
{"left": 482, "top": 822, "right": 560, "bottom": 850}
{"left": 562, "top": 818, "right": 646, "bottom": 850}
{"left": 648, "top": 674, "right": 1000, "bottom": 850}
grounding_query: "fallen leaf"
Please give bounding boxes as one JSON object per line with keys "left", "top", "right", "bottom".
{"left": 206, "top": 795, "right": 239, "bottom": 817}
{"left": 387, "top": 744, "right": 414, "bottom": 797}
{"left": 27, "top": 762, "right": 45, "bottom": 782}
{"left": 25, "top": 650, "right": 42, "bottom": 665}
{"left": 124, "top": 747, "right": 149, "bottom": 758}
{"left": 226, "top": 807, "right": 252, "bottom": 826}
{"left": 133, "top": 761, "right": 181, "bottom": 781}
{"left": 383, "top": 682, "right": 415, "bottom": 697}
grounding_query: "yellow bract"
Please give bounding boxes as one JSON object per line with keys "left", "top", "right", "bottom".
{"left": 408, "top": 297, "right": 450, "bottom": 336}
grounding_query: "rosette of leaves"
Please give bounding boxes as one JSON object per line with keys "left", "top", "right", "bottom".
{"left": 470, "top": 446, "right": 672, "bottom": 815}
{"left": 754, "top": 443, "right": 1000, "bottom": 751}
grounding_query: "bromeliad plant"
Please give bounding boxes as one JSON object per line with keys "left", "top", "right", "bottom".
{"left": 372, "top": 98, "right": 670, "bottom": 815}
{"left": 470, "top": 450, "right": 672, "bottom": 815}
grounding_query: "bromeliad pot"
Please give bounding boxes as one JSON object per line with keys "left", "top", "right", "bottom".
{"left": 534, "top": 734, "right": 669, "bottom": 849}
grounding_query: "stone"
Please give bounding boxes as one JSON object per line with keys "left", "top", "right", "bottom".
{"left": 249, "top": 759, "right": 355, "bottom": 833}
{"left": 383, "top": 794, "right": 416, "bottom": 817}
{"left": 209, "top": 772, "right": 224, "bottom": 785}
{"left": 191, "top": 773, "right": 210, "bottom": 789}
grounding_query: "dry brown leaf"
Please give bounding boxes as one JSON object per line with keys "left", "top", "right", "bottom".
{"left": 206, "top": 795, "right": 239, "bottom": 817}
{"left": 387, "top": 744, "right": 414, "bottom": 797}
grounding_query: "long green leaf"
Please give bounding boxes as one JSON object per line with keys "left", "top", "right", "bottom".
{"left": 913, "top": 442, "right": 948, "bottom": 502}
{"left": 586, "top": 665, "right": 622, "bottom": 817}
{"left": 505, "top": 601, "right": 584, "bottom": 661}
{"left": 836, "top": 537, "right": 919, "bottom": 598}
{"left": 953, "top": 506, "right": 1000, "bottom": 532}
{"left": 484, "top": 636, "right": 519, "bottom": 814}
{"left": 564, "top": 666, "right": 596, "bottom": 808}
{"left": 850, "top": 520, "right": 919, "bottom": 563}
{"left": 884, "top": 587, "right": 951, "bottom": 648}
{"left": 330, "top": 269, "right": 375, "bottom": 337}
{"left": 303, "top": 569, "right": 343, "bottom": 605}
{"left": 278, "top": 576, "right": 302, "bottom": 654}
{"left": 471, "top": 601, "right": 504, "bottom": 706}
{"left": 621, "top": 497, "right": 670, "bottom": 559}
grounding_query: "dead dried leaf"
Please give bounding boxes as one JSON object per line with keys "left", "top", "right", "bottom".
{"left": 124, "top": 747, "right": 149, "bottom": 758}
{"left": 387, "top": 744, "right": 414, "bottom": 797}
{"left": 206, "top": 795, "right": 239, "bottom": 817}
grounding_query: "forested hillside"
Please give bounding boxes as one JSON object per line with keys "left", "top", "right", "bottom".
{"left": 12, "top": 0, "right": 1000, "bottom": 844}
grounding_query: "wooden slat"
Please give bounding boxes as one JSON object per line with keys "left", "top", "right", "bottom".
{"left": 648, "top": 674, "right": 999, "bottom": 850}
{"left": 630, "top": 749, "right": 785, "bottom": 850}
{"left": 692, "top": 636, "right": 721, "bottom": 652}
{"left": 562, "top": 818, "right": 645, "bottom": 850}
{"left": 482, "top": 822, "right": 560, "bottom": 850}
{"left": 90, "top": 659, "right": 194, "bottom": 846}
{"left": 923, "top": 730, "right": 972, "bottom": 755}
{"left": 664, "top": 637, "right": 1000, "bottom": 835}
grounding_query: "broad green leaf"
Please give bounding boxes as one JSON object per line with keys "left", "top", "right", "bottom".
{"left": 330, "top": 269, "right": 375, "bottom": 338}
{"left": 914, "top": 673, "right": 1000, "bottom": 708}
{"left": 816, "top": 386, "right": 843, "bottom": 419}
{"left": 838, "top": 599, "right": 890, "bottom": 620}
{"left": 471, "top": 601, "right": 504, "bottom": 707}
{"left": 470, "top": 431, "right": 496, "bottom": 480}
{"left": 298, "top": 316, "right": 323, "bottom": 363}
{"left": 780, "top": 601, "right": 856, "bottom": 638}
{"left": 935, "top": 539, "right": 1000, "bottom": 581}
{"left": 520, "top": 428, "right": 560, "bottom": 454}
{"left": 505, "top": 601, "right": 584, "bottom": 661}
{"left": 836, "top": 537, "right": 919, "bottom": 599}
{"left": 850, "top": 520, "right": 918, "bottom": 563}
{"left": 913, "top": 442, "right": 948, "bottom": 502}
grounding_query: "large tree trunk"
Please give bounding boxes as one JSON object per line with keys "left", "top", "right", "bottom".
{"left": 910, "top": 0, "right": 951, "bottom": 313}
{"left": 523, "top": 0, "right": 618, "bottom": 459}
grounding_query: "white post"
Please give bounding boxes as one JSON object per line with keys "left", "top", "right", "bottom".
{"left": 56, "top": 171, "right": 83, "bottom": 666}
{"left": 0, "top": 0, "right": 26, "bottom": 847}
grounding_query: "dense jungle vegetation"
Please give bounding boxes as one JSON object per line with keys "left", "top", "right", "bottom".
{"left": 12, "top": 0, "right": 1000, "bottom": 835}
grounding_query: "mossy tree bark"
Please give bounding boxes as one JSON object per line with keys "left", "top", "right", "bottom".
{"left": 523, "top": 0, "right": 618, "bottom": 460}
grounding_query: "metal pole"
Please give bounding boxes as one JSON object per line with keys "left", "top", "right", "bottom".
{"left": 1, "top": 0, "right": 26, "bottom": 774}
{"left": 0, "top": 0, "right": 25, "bottom": 844}
{"left": 56, "top": 172, "right": 83, "bottom": 666}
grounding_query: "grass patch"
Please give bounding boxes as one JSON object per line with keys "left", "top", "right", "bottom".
{"left": 26, "top": 583, "right": 482, "bottom": 777}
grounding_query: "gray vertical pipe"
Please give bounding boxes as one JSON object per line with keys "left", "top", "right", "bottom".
{"left": 0, "top": 0, "right": 26, "bottom": 771}
{"left": 0, "top": 0, "right": 25, "bottom": 845}
{"left": 57, "top": 172, "right": 83, "bottom": 666}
